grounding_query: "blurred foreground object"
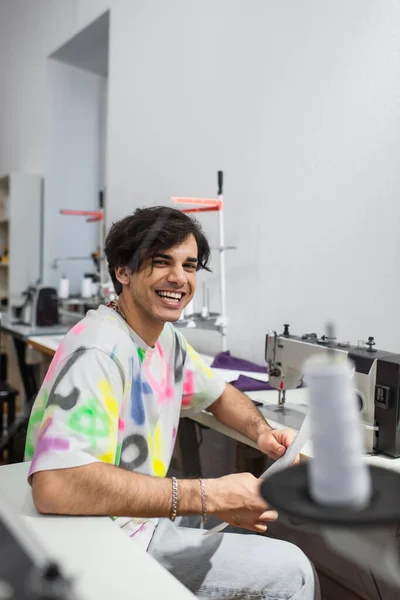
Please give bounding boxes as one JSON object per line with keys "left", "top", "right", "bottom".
{"left": 262, "top": 324, "right": 400, "bottom": 587}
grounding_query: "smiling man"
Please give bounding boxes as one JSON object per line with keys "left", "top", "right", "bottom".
{"left": 26, "top": 207, "right": 319, "bottom": 600}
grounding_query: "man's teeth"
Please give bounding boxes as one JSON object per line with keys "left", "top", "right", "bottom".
{"left": 157, "top": 291, "right": 183, "bottom": 304}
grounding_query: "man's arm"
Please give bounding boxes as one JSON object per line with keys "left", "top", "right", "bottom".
{"left": 31, "top": 463, "right": 277, "bottom": 533}
{"left": 208, "top": 383, "right": 272, "bottom": 441}
{"left": 31, "top": 463, "right": 203, "bottom": 517}
{"left": 30, "top": 343, "right": 278, "bottom": 530}
{"left": 208, "top": 383, "right": 297, "bottom": 460}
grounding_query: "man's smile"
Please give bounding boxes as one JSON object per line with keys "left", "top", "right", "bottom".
{"left": 154, "top": 290, "right": 187, "bottom": 308}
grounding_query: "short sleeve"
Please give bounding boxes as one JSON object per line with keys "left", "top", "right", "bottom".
{"left": 27, "top": 348, "right": 124, "bottom": 482}
{"left": 179, "top": 340, "right": 226, "bottom": 417}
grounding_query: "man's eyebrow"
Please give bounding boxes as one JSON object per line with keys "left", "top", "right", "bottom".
{"left": 153, "top": 253, "right": 172, "bottom": 260}
{"left": 153, "top": 253, "right": 198, "bottom": 263}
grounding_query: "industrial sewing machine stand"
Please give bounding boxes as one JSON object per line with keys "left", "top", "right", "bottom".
{"left": 172, "top": 171, "right": 236, "bottom": 478}
{"left": 171, "top": 171, "right": 235, "bottom": 353}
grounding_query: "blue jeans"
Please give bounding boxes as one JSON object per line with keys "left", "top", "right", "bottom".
{"left": 148, "top": 518, "right": 320, "bottom": 599}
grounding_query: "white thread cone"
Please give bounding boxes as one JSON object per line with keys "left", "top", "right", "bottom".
{"left": 57, "top": 276, "right": 69, "bottom": 299}
{"left": 81, "top": 276, "right": 92, "bottom": 298}
{"left": 304, "top": 355, "right": 372, "bottom": 508}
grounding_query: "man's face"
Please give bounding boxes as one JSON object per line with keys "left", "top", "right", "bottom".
{"left": 126, "top": 234, "right": 198, "bottom": 323}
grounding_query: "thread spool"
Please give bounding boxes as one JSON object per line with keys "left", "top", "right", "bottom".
{"left": 201, "top": 306, "right": 209, "bottom": 318}
{"left": 81, "top": 276, "right": 92, "bottom": 299}
{"left": 57, "top": 275, "right": 69, "bottom": 299}
{"left": 304, "top": 355, "right": 372, "bottom": 509}
{"left": 184, "top": 299, "right": 196, "bottom": 328}
{"left": 201, "top": 283, "right": 209, "bottom": 318}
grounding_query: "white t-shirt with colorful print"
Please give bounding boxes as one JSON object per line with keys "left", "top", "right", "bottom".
{"left": 25, "top": 304, "right": 226, "bottom": 550}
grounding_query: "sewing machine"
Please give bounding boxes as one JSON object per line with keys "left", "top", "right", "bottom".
{"left": 265, "top": 325, "right": 400, "bottom": 457}
{"left": 0, "top": 493, "right": 78, "bottom": 599}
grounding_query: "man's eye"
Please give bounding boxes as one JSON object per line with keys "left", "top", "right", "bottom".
{"left": 153, "top": 260, "right": 167, "bottom": 266}
{"left": 184, "top": 264, "right": 197, "bottom": 270}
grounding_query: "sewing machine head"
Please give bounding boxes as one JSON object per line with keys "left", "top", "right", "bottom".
{"left": 265, "top": 324, "right": 400, "bottom": 456}
{"left": 266, "top": 325, "right": 353, "bottom": 401}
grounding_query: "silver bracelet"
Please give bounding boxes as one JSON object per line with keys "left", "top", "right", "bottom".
{"left": 170, "top": 477, "right": 178, "bottom": 522}
{"left": 199, "top": 478, "right": 207, "bottom": 525}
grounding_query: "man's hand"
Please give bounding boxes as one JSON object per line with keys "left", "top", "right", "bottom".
{"left": 257, "top": 428, "right": 299, "bottom": 462}
{"left": 210, "top": 473, "right": 278, "bottom": 533}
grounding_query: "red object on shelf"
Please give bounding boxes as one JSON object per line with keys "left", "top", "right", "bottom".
{"left": 171, "top": 196, "right": 222, "bottom": 209}
{"left": 181, "top": 206, "right": 220, "bottom": 214}
{"left": 60, "top": 209, "right": 104, "bottom": 223}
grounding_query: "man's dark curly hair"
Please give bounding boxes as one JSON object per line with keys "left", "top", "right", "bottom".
{"left": 104, "top": 206, "right": 211, "bottom": 295}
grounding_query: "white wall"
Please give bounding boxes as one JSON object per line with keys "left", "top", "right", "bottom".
{"left": 98, "top": 78, "right": 108, "bottom": 192}
{"left": 0, "top": 0, "right": 111, "bottom": 290}
{"left": 43, "top": 60, "right": 106, "bottom": 292}
{"left": 105, "top": 0, "right": 400, "bottom": 361}
{"left": 0, "top": 0, "right": 109, "bottom": 175}
{"left": 2, "top": 0, "right": 400, "bottom": 362}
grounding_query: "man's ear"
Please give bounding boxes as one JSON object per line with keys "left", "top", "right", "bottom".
{"left": 115, "top": 266, "right": 131, "bottom": 287}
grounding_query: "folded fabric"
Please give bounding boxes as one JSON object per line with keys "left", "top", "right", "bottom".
{"left": 211, "top": 351, "right": 267, "bottom": 373}
{"left": 232, "top": 375, "right": 274, "bottom": 393}
{"left": 210, "top": 351, "right": 271, "bottom": 392}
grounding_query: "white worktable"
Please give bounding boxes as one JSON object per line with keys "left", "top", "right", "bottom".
{"left": 0, "top": 462, "right": 194, "bottom": 600}
{"left": 28, "top": 334, "right": 65, "bottom": 356}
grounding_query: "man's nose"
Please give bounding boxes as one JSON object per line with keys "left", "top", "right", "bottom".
{"left": 166, "top": 265, "right": 187, "bottom": 286}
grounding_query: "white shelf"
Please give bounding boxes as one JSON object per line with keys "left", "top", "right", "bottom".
{"left": 0, "top": 173, "right": 42, "bottom": 304}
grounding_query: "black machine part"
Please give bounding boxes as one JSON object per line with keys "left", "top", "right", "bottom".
{"left": 373, "top": 354, "right": 400, "bottom": 458}
{"left": 261, "top": 464, "right": 400, "bottom": 527}
{"left": 350, "top": 350, "right": 400, "bottom": 458}
{"left": 35, "top": 287, "right": 59, "bottom": 327}
{"left": 0, "top": 496, "right": 76, "bottom": 599}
